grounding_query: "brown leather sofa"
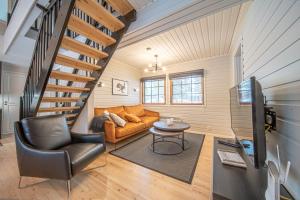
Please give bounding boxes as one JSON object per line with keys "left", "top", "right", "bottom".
{"left": 94, "top": 104, "right": 159, "bottom": 144}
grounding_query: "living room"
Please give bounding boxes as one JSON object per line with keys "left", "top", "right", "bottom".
{"left": 0, "top": 0, "right": 299, "bottom": 199}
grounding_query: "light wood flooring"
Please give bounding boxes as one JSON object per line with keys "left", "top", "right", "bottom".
{"left": 0, "top": 134, "right": 213, "bottom": 200}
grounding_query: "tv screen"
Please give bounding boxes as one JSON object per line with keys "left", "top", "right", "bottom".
{"left": 230, "top": 77, "right": 266, "bottom": 168}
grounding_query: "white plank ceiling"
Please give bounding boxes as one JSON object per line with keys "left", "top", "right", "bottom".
{"left": 128, "top": 0, "right": 155, "bottom": 11}
{"left": 113, "top": 2, "right": 251, "bottom": 69}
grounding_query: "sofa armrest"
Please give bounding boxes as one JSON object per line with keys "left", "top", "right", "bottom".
{"left": 144, "top": 109, "right": 160, "bottom": 117}
{"left": 104, "top": 121, "right": 116, "bottom": 143}
{"left": 71, "top": 132, "right": 105, "bottom": 146}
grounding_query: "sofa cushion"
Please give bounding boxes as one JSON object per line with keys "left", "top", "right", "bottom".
{"left": 140, "top": 116, "right": 159, "bottom": 127}
{"left": 117, "top": 110, "right": 128, "bottom": 121}
{"left": 125, "top": 113, "right": 141, "bottom": 123}
{"left": 124, "top": 104, "right": 145, "bottom": 117}
{"left": 60, "top": 143, "right": 105, "bottom": 175}
{"left": 21, "top": 114, "right": 71, "bottom": 150}
{"left": 94, "top": 106, "right": 124, "bottom": 116}
{"left": 110, "top": 113, "right": 126, "bottom": 127}
{"left": 115, "top": 122, "right": 146, "bottom": 138}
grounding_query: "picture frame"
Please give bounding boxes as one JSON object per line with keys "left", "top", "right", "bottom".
{"left": 112, "top": 78, "right": 128, "bottom": 96}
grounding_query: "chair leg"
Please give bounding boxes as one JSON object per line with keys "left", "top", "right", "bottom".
{"left": 67, "top": 180, "right": 71, "bottom": 199}
{"left": 18, "top": 176, "right": 22, "bottom": 189}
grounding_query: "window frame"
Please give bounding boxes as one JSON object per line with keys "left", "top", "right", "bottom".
{"left": 141, "top": 76, "right": 166, "bottom": 105}
{"left": 170, "top": 72, "right": 204, "bottom": 105}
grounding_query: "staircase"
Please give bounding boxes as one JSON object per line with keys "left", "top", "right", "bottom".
{"left": 20, "top": 0, "right": 136, "bottom": 128}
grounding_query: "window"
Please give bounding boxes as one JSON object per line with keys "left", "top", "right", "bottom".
{"left": 238, "top": 79, "right": 252, "bottom": 105}
{"left": 170, "top": 70, "right": 204, "bottom": 104}
{"left": 141, "top": 76, "right": 165, "bottom": 104}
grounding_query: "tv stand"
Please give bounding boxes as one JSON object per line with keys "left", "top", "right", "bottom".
{"left": 212, "top": 137, "right": 267, "bottom": 200}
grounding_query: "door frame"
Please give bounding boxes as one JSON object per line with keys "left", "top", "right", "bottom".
{"left": 1, "top": 69, "right": 26, "bottom": 134}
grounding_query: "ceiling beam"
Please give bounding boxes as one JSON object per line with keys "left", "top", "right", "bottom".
{"left": 119, "top": 0, "right": 250, "bottom": 49}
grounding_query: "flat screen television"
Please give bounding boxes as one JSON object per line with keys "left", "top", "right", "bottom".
{"left": 230, "top": 77, "right": 266, "bottom": 168}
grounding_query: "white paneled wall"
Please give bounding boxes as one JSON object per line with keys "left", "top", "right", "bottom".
{"left": 142, "top": 56, "right": 233, "bottom": 136}
{"left": 93, "top": 59, "right": 142, "bottom": 107}
{"left": 72, "top": 59, "right": 142, "bottom": 133}
{"left": 241, "top": 0, "right": 300, "bottom": 197}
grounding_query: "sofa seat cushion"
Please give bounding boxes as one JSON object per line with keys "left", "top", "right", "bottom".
{"left": 60, "top": 143, "right": 105, "bottom": 175}
{"left": 140, "top": 116, "right": 159, "bottom": 127}
{"left": 124, "top": 104, "right": 145, "bottom": 117}
{"left": 115, "top": 122, "right": 146, "bottom": 138}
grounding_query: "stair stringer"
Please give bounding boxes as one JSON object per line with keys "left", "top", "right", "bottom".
{"left": 70, "top": 10, "right": 136, "bottom": 127}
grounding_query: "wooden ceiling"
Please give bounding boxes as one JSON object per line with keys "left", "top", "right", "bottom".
{"left": 128, "top": 0, "right": 155, "bottom": 11}
{"left": 114, "top": 2, "right": 251, "bottom": 68}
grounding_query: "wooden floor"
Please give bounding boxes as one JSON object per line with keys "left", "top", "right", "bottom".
{"left": 0, "top": 134, "right": 214, "bottom": 200}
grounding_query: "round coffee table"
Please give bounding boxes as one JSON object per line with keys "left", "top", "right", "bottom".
{"left": 149, "top": 121, "right": 190, "bottom": 155}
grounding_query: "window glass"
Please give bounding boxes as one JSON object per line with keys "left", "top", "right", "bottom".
{"left": 142, "top": 78, "right": 165, "bottom": 104}
{"left": 171, "top": 75, "right": 203, "bottom": 104}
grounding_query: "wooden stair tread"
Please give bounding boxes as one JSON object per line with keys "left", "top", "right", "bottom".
{"left": 50, "top": 70, "right": 95, "bottom": 82}
{"left": 106, "top": 0, "right": 134, "bottom": 16}
{"left": 68, "top": 15, "right": 116, "bottom": 47}
{"left": 67, "top": 120, "right": 75, "bottom": 125}
{"left": 46, "top": 84, "right": 90, "bottom": 93}
{"left": 38, "top": 106, "right": 80, "bottom": 112}
{"left": 61, "top": 36, "right": 108, "bottom": 59}
{"left": 42, "top": 97, "right": 80, "bottom": 102}
{"left": 56, "top": 54, "right": 101, "bottom": 72}
{"left": 75, "top": 0, "right": 125, "bottom": 32}
{"left": 65, "top": 113, "right": 78, "bottom": 118}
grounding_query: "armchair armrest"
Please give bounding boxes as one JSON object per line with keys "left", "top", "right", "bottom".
{"left": 71, "top": 132, "right": 105, "bottom": 145}
{"left": 144, "top": 109, "right": 160, "bottom": 117}
{"left": 14, "top": 122, "right": 72, "bottom": 180}
{"left": 104, "top": 120, "right": 116, "bottom": 143}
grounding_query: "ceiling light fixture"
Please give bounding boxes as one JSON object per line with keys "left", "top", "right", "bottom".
{"left": 144, "top": 54, "right": 166, "bottom": 73}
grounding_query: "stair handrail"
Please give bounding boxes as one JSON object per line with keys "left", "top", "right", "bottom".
{"left": 21, "top": 0, "right": 75, "bottom": 119}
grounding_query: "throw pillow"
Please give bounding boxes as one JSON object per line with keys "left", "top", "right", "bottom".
{"left": 125, "top": 113, "right": 142, "bottom": 123}
{"left": 117, "top": 111, "right": 128, "bottom": 121}
{"left": 110, "top": 113, "right": 126, "bottom": 127}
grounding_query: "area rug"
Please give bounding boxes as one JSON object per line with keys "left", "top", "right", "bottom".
{"left": 110, "top": 132, "right": 205, "bottom": 183}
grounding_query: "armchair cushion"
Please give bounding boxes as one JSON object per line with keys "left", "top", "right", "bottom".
{"left": 21, "top": 114, "right": 71, "bottom": 150}
{"left": 60, "top": 143, "right": 105, "bottom": 175}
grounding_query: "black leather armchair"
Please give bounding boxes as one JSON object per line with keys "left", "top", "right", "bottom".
{"left": 14, "top": 114, "right": 106, "bottom": 197}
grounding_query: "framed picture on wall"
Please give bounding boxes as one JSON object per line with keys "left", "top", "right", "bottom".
{"left": 112, "top": 78, "right": 128, "bottom": 96}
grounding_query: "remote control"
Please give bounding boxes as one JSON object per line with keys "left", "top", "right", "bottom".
{"left": 218, "top": 140, "right": 241, "bottom": 148}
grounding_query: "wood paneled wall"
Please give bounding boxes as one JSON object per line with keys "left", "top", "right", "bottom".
{"left": 241, "top": 0, "right": 300, "bottom": 197}
{"left": 93, "top": 59, "right": 142, "bottom": 108}
{"left": 143, "top": 56, "right": 233, "bottom": 136}
{"left": 72, "top": 59, "right": 142, "bottom": 133}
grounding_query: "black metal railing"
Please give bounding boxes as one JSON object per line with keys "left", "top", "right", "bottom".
{"left": 20, "top": 0, "right": 136, "bottom": 124}
{"left": 21, "top": 0, "right": 75, "bottom": 119}
{"left": 7, "top": 0, "right": 19, "bottom": 24}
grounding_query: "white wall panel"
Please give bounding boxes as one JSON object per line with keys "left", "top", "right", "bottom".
{"left": 241, "top": 0, "right": 300, "bottom": 197}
